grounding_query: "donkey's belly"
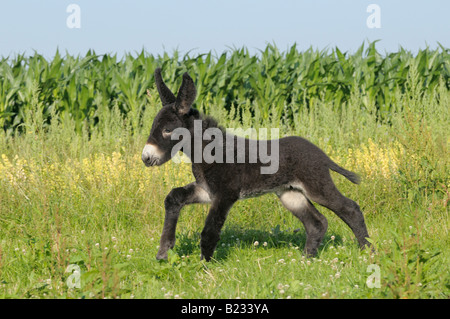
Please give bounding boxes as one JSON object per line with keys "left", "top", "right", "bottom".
{"left": 238, "top": 181, "right": 306, "bottom": 200}
{"left": 238, "top": 188, "right": 273, "bottom": 200}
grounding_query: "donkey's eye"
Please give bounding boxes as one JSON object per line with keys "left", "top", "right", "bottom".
{"left": 162, "top": 128, "right": 173, "bottom": 137}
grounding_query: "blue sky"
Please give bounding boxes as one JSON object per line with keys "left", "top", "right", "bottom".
{"left": 0, "top": 0, "right": 448, "bottom": 58}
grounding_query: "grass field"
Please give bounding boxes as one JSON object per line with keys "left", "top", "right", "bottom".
{"left": 0, "top": 45, "right": 449, "bottom": 299}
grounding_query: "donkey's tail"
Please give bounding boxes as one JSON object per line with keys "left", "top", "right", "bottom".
{"left": 328, "top": 161, "right": 361, "bottom": 184}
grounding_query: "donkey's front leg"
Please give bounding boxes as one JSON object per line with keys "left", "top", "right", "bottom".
{"left": 200, "top": 196, "right": 237, "bottom": 261}
{"left": 157, "top": 182, "right": 210, "bottom": 260}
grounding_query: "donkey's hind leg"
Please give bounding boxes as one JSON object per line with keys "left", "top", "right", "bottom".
{"left": 302, "top": 175, "right": 370, "bottom": 249}
{"left": 157, "top": 182, "right": 210, "bottom": 260}
{"left": 278, "top": 191, "right": 328, "bottom": 257}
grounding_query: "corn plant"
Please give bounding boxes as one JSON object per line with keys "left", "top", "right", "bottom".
{"left": 0, "top": 42, "right": 448, "bottom": 134}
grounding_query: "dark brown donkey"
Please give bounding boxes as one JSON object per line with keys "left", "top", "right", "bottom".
{"left": 142, "top": 68, "right": 370, "bottom": 261}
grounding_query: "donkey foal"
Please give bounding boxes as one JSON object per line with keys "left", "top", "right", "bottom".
{"left": 142, "top": 69, "right": 371, "bottom": 261}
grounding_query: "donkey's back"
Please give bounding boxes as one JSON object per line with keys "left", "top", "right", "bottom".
{"left": 222, "top": 135, "right": 360, "bottom": 202}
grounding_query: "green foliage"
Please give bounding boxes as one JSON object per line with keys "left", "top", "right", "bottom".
{"left": 0, "top": 44, "right": 448, "bottom": 299}
{"left": 1, "top": 43, "right": 449, "bottom": 134}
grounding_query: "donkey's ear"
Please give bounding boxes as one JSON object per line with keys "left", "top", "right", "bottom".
{"left": 175, "top": 72, "right": 196, "bottom": 115}
{"left": 154, "top": 68, "right": 176, "bottom": 106}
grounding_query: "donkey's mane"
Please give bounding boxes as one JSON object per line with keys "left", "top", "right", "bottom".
{"left": 191, "top": 109, "right": 225, "bottom": 133}
{"left": 202, "top": 115, "right": 222, "bottom": 130}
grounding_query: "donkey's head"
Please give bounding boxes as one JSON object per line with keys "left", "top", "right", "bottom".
{"left": 142, "top": 68, "right": 197, "bottom": 167}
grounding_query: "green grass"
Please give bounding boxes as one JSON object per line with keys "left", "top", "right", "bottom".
{"left": 0, "top": 45, "right": 449, "bottom": 299}
{"left": 0, "top": 177, "right": 447, "bottom": 299}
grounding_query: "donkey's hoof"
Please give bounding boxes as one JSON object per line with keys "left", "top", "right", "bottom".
{"left": 360, "top": 240, "right": 375, "bottom": 254}
{"left": 200, "top": 253, "right": 213, "bottom": 262}
{"left": 303, "top": 248, "right": 318, "bottom": 258}
{"left": 156, "top": 251, "right": 168, "bottom": 260}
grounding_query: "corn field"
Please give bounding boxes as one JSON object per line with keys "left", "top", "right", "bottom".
{"left": 1, "top": 42, "right": 449, "bottom": 134}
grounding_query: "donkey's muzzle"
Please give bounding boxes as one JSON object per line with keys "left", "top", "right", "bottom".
{"left": 142, "top": 144, "right": 163, "bottom": 167}
{"left": 142, "top": 154, "right": 159, "bottom": 167}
